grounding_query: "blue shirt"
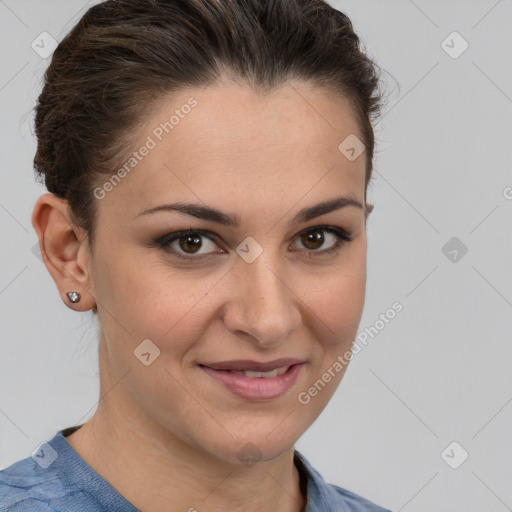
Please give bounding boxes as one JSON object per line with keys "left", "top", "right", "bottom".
{"left": 1, "top": 426, "right": 392, "bottom": 511}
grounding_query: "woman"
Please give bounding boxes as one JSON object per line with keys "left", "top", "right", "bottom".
{"left": 0, "top": 0, "right": 392, "bottom": 510}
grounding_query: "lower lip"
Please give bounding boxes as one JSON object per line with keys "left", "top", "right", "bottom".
{"left": 199, "top": 363, "right": 304, "bottom": 401}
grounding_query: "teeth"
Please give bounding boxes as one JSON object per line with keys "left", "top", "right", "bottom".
{"left": 230, "top": 366, "right": 290, "bottom": 378}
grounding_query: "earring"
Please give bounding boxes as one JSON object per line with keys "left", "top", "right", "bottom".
{"left": 66, "top": 291, "right": 81, "bottom": 303}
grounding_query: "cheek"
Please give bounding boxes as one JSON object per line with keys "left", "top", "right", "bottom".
{"left": 295, "top": 253, "right": 366, "bottom": 414}
{"left": 92, "top": 250, "right": 220, "bottom": 353}
{"left": 306, "top": 242, "right": 367, "bottom": 344}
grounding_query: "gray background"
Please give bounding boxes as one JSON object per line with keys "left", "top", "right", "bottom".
{"left": 1, "top": 1, "right": 511, "bottom": 510}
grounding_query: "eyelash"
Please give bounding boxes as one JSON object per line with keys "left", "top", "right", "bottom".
{"left": 155, "top": 225, "right": 352, "bottom": 262}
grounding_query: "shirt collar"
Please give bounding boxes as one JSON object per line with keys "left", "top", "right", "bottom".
{"left": 294, "top": 449, "right": 344, "bottom": 511}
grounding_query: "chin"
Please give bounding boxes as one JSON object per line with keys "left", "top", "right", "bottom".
{"left": 200, "top": 427, "right": 300, "bottom": 466}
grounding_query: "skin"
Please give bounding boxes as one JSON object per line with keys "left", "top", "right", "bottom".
{"left": 32, "top": 76, "right": 372, "bottom": 512}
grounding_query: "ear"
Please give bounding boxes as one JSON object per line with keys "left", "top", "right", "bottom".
{"left": 31, "top": 193, "right": 96, "bottom": 311}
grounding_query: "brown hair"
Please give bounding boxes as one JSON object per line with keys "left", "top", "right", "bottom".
{"left": 34, "top": 0, "right": 385, "bottom": 245}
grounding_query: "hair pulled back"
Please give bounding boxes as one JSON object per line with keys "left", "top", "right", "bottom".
{"left": 34, "top": 0, "right": 384, "bottom": 243}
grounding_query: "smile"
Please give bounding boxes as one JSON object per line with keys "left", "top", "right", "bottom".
{"left": 228, "top": 366, "right": 290, "bottom": 378}
{"left": 198, "top": 362, "right": 304, "bottom": 400}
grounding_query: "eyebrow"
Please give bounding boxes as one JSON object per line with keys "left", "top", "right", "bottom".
{"left": 134, "top": 195, "right": 363, "bottom": 227}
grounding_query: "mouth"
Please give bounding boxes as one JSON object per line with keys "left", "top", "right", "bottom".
{"left": 227, "top": 365, "right": 291, "bottom": 378}
{"left": 198, "top": 359, "right": 304, "bottom": 400}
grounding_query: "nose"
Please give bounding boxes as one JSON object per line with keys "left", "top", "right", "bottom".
{"left": 223, "top": 256, "right": 302, "bottom": 348}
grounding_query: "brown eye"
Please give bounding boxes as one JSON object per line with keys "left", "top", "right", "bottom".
{"left": 292, "top": 226, "right": 352, "bottom": 254}
{"left": 156, "top": 229, "right": 222, "bottom": 260}
{"left": 300, "top": 229, "right": 325, "bottom": 250}
{"left": 178, "top": 234, "right": 203, "bottom": 254}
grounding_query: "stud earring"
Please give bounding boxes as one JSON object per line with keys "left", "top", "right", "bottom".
{"left": 66, "top": 291, "right": 81, "bottom": 304}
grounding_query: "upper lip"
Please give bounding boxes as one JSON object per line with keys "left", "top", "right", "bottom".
{"left": 199, "top": 358, "right": 303, "bottom": 372}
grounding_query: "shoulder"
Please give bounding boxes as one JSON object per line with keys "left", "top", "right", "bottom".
{"left": 327, "top": 483, "right": 393, "bottom": 512}
{"left": 294, "top": 450, "right": 393, "bottom": 512}
{"left": 1, "top": 428, "right": 138, "bottom": 512}
{"left": 0, "top": 454, "right": 64, "bottom": 512}
{"left": 0, "top": 429, "right": 114, "bottom": 512}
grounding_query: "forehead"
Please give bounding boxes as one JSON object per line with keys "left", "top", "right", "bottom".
{"left": 99, "top": 79, "right": 366, "bottom": 220}
{"left": 155, "top": 78, "right": 364, "bottom": 156}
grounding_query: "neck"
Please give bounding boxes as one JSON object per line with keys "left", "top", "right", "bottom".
{"left": 66, "top": 349, "right": 306, "bottom": 512}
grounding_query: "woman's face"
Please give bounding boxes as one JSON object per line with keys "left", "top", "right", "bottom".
{"left": 87, "top": 78, "right": 369, "bottom": 463}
